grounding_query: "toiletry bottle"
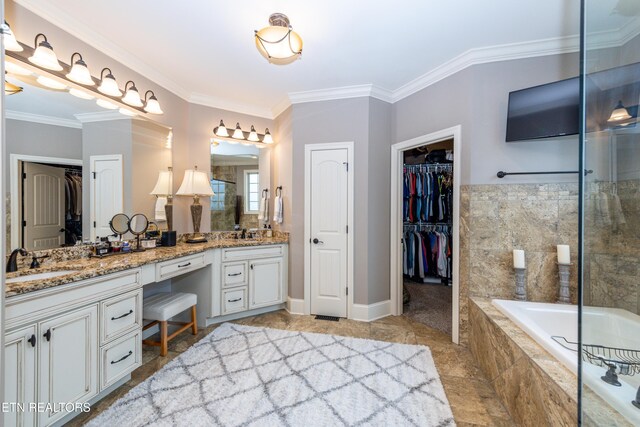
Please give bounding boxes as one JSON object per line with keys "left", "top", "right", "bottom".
{"left": 267, "top": 224, "right": 273, "bottom": 238}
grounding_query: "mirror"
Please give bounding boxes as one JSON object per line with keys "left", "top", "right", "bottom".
{"left": 4, "top": 59, "right": 173, "bottom": 252}
{"left": 210, "top": 141, "right": 269, "bottom": 231}
{"left": 110, "top": 213, "right": 130, "bottom": 236}
{"left": 129, "top": 214, "right": 149, "bottom": 235}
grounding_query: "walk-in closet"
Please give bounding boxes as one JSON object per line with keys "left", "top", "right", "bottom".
{"left": 401, "top": 139, "right": 453, "bottom": 336}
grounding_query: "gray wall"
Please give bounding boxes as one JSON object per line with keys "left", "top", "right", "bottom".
{"left": 393, "top": 53, "right": 581, "bottom": 185}
{"left": 4, "top": 119, "right": 82, "bottom": 185}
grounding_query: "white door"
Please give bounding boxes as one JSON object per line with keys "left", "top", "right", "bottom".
{"left": 309, "top": 148, "right": 349, "bottom": 317}
{"left": 4, "top": 325, "right": 37, "bottom": 427}
{"left": 22, "top": 162, "right": 65, "bottom": 250}
{"left": 90, "top": 155, "right": 123, "bottom": 240}
{"left": 249, "top": 257, "right": 283, "bottom": 308}
{"left": 39, "top": 305, "right": 98, "bottom": 426}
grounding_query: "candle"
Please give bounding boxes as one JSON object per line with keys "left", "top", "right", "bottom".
{"left": 557, "top": 245, "right": 570, "bottom": 265}
{"left": 513, "top": 249, "right": 525, "bottom": 269}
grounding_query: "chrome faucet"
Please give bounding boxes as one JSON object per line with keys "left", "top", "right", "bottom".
{"left": 6, "top": 248, "right": 28, "bottom": 273}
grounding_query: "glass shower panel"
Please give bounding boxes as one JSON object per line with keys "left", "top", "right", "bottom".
{"left": 582, "top": 1, "right": 640, "bottom": 424}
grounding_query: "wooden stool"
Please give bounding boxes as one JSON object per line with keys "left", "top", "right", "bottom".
{"left": 142, "top": 292, "right": 198, "bottom": 356}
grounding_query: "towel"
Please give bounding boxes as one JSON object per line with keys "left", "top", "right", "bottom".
{"left": 155, "top": 196, "right": 167, "bottom": 221}
{"left": 258, "top": 195, "right": 269, "bottom": 223}
{"left": 609, "top": 192, "right": 626, "bottom": 231}
{"left": 595, "top": 192, "right": 611, "bottom": 226}
{"left": 273, "top": 195, "right": 283, "bottom": 224}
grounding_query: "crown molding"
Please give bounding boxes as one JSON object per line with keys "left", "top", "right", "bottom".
{"left": 288, "top": 84, "right": 393, "bottom": 105}
{"left": 188, "top": 93, "right": 274, "bottom": 119}
{"left": 13, "top": 0, "right": 192, "bottom": 101}
{"left": 271, "top": 97, "right": 292, "bottom": 119}
{"left": 74, "top": 111, "right": 129, "bottom": 123}
{"left": 6, "top": 110, "right": 81, "bottom": 128}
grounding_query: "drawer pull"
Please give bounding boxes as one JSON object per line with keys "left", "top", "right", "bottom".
{"left": 28, "top": 334, "right": 36, "bottom": 347}
{"left": 178, "top": 262, "right": 191, "bottom": 268}
{"left": 111, "top": 309, "right": 134, "bottom": 321}
{"left": 227, "top": 272, "right": 242, "bottom": 277}
{"left": 43, "top": 328, "right": 51, "bottom": 342}
{"left": 111, "top": 350, "right": 133, "bottom": 365}
{"left": 228, "top": 298, "right": 242, "bottom": 303}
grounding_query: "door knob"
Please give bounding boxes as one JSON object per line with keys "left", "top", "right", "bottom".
{"left": 312, "top": 238, "right": 324, "bottom": 244}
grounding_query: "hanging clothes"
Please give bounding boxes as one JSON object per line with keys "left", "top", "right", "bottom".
{"left": 402, "top": 165, "right": 452, "bottom": 225}
{"left": 402, "top": 225, "right": 453, "bottom": 283}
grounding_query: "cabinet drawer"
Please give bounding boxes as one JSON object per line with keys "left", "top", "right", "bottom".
{"left": 222, "top": 245, "right": 283, "bottom": 261}
{"left": 222, "top": 287, "right": 247, "bottom": 314}
{"left": 101, "top": 290, "right": 142, "bottom": 344}
{"left": 222, "top": 262, "right": 247, "bottom": 288}
{"left": 156, "top": 253, "right": 207, "bottom": 281}
{"left": 100, "top": 330, "right": 141, "bottom": 390}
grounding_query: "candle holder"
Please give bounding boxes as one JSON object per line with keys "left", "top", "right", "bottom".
{"left": 557, "top": 263, "right": 572, "bottom": 304}
{"left": 514, "top": 268, "right": 527, "bottom": 301}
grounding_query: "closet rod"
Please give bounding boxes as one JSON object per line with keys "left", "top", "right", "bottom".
{"left": 496, "top": 169, "right": 593, "bottom": 178}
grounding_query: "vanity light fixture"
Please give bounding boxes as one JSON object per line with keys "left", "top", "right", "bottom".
{"left": 143, "top": 90, "right": 163, "bottom": 115}
{"left": 122, "top": 80, "right": 143, "bottom": 107}
{"left": 214, "top": 120, "right": 229, "bottom": 137}
{"left": 5, "top": 61, "right": 31, "bottom": 76}
{"left": 2, "top": 21, "right": 23, "bottom": 52}
{"left": 232, "top": 122, "right": 245, "bottom": 139}
{"left": 36, "top": 75, "right": 66, "bottom": 90}
{"left": 247, "top": 125, "right": 260, "bottom": 142}
{"left": 69, "top": 88, "right": 94, "bottom": 100}
{"left": 98, "top": 68, "right": 122, "bottom": 97}
{"left": 176, "top": 166, "right": 214, "bottom": 243}
{"left": 28, "top": 34, "right": 63, "bottom": 71}
{"left": 66, "top": 52, "right": 94, "bottom": 86}
{"left": 608, "top": 100, "right": 632, "bottom": 123}
{"left": 255, "top": 13, "right": 302, "bottom": 65}
{"left": 5, "top": 79, "right": 23, "bottom": 95}
{"left": 96, "top": 98, "right": 118, "bottom": 110}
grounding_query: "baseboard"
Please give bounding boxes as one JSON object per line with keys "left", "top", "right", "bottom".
{"left": 286, "top": 297, "right": 305, "bottom": 315}
{"left": 351, "top": 300, "right": 391, "bottom": 322}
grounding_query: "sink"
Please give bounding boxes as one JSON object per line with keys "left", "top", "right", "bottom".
{"left": 6, "top": 270, "right": 79, "bottom": 284}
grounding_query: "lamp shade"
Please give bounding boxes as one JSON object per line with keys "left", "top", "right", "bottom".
{"left": 66, "top": 53, "right": 94, "bottom": 85}
{"left": 150, "top": 169, "right": 173, "bottom": 196}
{"left": 98, "top": 68, "right": 122, "bottom": 97}
{"left": 176, "top": 169, "right": 214, "bottom": 197}
{"left": 263, "top": 128, "right": 274, "bottom": 144}
{"left": 214, "top": 120, "right": 229, "bottom": 137}
{"left": 144, "top": 90, "right": 163, "bottom": 114}
{"left": 28, "top": 34, "right": 63, "bottom": 71}
{"left": 122, "top": 81, "right": 144, "bottom": 107}
{"left": 3, "top": 21, "right": 23, "bottom": 52}
{"left": 608, "top": 100, "right": 632, "bottom": 122}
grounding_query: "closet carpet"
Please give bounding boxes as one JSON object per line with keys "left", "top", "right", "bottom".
{"left": 402, "top": 281, "right": 452, "bottom": 336}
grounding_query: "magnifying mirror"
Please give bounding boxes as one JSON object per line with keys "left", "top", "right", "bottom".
{"left": 110, "top": 213, "right": 130, "bottom": 238}
{"left": 128, "top": 213, "right": 149, "bottom": 252}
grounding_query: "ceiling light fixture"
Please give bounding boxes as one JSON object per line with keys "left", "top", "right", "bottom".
{"left": 122, "top": 80, "right": 143, "bottom": 107}
{"left": 232, "top": 122, "right": 245, "bottom": 139}
{"left": 28, "top": 33, "right": 63, "bottom": 71}
{"left": 69, "top": 88, "right": 94, "bottom": 100}
{"left": 608, "top": 100, "right": 632, "bottom": 123}
{"left": 255, "top": 13, "right": 303, "bottom": 65}
{"left": 5, "top": 61, "right": 31, "bottom": 76}
{"left": 96, "top": 98, "right": 118, "bottom": 110}
{"left": 5, "top": 79, "right": 23, "bottom": 95}
{"left": 98, "top": 67, "right": 122, "bottom": 97}
{"left": 36, "top": 75, "right": 66, "bottom": 90}
{"left": 214, "top": 120, "right": 229, "bottom": 137}
{"left": 143, "top": 90, "right": 163, "bottom": 114}
{"left": 2, "top": 21, "right": 23, "bottom": 52}
{"left": 66, "top": 52, "right": 94, "bottom": 86}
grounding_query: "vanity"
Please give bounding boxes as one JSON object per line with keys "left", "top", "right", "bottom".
{"left": 4, "top": 238, "right": 288, "bottom": 426}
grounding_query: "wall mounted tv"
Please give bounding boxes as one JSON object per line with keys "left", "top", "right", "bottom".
{"left": 506, "top": 77, "right": 579, "bottom": 142}
{"left": 505, "top": 61, "right": 640, "bottom": 142}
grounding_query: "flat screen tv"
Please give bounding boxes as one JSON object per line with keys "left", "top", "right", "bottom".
{"left": 505, "top": 77, "right": 580, "bottom": 142}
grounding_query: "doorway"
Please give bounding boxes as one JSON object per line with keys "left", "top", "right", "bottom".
{"left": 304, "top": 142, "right": 354, "bottom": 318}
{"left": 390, "top": 126, "right": 461, "bottom": 344}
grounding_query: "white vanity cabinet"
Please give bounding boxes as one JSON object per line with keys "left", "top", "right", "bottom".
{"left": 4, "top": 270, "right": 142, "bottom": 427}
{"left": 219, "top": 245, "right": 287, "bottom": 316}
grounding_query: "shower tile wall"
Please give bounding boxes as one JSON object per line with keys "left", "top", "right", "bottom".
{"left": 584, "top": 180, "right": 640, "bottom": 315}
{"left": 459, "top": 183, "right": 579, "bottom": 344}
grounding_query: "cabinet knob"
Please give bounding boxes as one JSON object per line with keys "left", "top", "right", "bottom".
{"left": 28, "top": 334, "right": 36, "bottom": 347}
{"left": 43, "top": 329, "right": 51, "bottom": 342}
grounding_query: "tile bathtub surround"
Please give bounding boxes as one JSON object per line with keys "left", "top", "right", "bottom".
{"left": 468, "top": 298, "right": 629, "bottom": 427}
{"left": 458, "top": 183, "right": 579, "bottom": 344}
{"left": 66, "top": 310, "right": 515, "bottom": 427}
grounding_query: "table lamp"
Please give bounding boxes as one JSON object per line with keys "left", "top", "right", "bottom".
{"left": 150, "top": 167, "right": 173, "bottom": 230}
{"left": 176, "top": 166, "right": 214, "bottom": 243}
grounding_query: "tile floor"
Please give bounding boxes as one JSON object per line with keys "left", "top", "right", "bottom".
{"left": 68, "top": 310, "right": 514, "bottom": 426}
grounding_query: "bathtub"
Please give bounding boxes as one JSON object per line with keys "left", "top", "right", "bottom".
{"left": 493, "top": 299, "right": 640, "bottom": 425}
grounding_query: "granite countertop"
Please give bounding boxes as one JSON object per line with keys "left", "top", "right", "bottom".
{"left": 5, "top": 237, "right": 288, "bottom": 298}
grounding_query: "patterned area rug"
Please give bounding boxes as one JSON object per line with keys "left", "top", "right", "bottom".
{"left": 88, "top": 323, "right": 455, "bottom": 427}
